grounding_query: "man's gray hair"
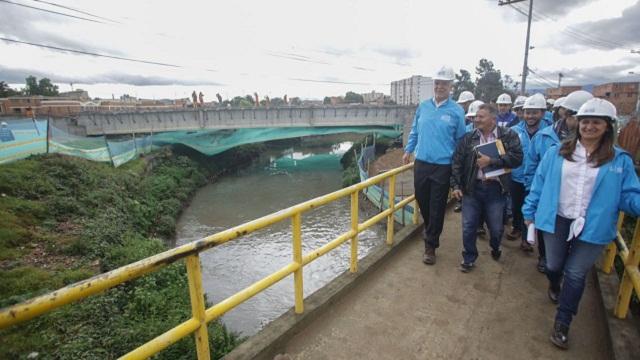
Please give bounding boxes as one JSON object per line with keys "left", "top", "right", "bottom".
{"left": 478, "top": 103, "right": 498, "bottom": 118}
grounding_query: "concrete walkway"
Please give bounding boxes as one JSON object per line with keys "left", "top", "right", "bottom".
{"left": 280, "top": 207, "right": 612, "bottom": 359}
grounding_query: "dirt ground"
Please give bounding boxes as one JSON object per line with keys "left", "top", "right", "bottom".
{"left": 367, "top": 147, "right": 414, "bottom": 196}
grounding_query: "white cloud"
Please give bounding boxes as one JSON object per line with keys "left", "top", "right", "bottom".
{"left": 1, "top": 0, "right": 638, "bottom": 99}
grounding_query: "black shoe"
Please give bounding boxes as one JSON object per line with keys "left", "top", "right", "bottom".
{"left": 454, "top": 202, "right": 462, "bottom": 213}
{"left": 548, "top": 284, "right": 560, "bottom": 304}
{"left": 459, "top": 261, "right": 474, "bottom": 273}
{"left": 537, "top": 257, "right": 547, "bottom": 273}
{"left": 491, "top": 249, "right": 502, "bottom": 261}
{"left": 423, "top": 246, "right": 436, "bottom": 265}
{"left": 550, "top": 322, "right": 569, "bottom": 350}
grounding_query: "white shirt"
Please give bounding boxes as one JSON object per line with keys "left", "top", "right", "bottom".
{"left": 477, "top": 127, "right": 498, "bottom": 180}
{"left": 558, "top": 141, "right": 599, "bottom": 219}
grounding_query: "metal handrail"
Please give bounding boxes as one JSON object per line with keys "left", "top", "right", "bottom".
{"left": 0, "top": 163, "right": 418, "bottom": 360}
{"left": 601, "top": 212, "right": 640, "bottom": 318}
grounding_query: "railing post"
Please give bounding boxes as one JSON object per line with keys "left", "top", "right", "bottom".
{"left": 292, "top": 213, "right": 304, "bottom": 313}
{"left": 386, "top": 175, "right": 396, "bottom": 245}
{"left": 186, "top": 255, "right": 211, "bottom": 360}
{"left": 602, "top": 213, "right": 625, "bottom": 274}
{"left": 350, "top": 191, "right": 359, "bottom": 273}
{"left": 614, "top": 219, "right": 640, "bottom": 318}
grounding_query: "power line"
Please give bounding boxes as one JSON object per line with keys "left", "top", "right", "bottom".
{"left": 0, "top": 37, "right": 182, "bottom": 68}
{"left": 510, "top": 2, "right": 631, "bottom": 50}
{"left": 30, "top": 0, "right": 121, "bottom": 24}
{"left": 0, "top": 0, "right": 105, "bottom": 24}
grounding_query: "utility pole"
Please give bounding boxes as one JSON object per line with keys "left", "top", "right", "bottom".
{"left": 499, "top": 0, "right": 532, "bottom": 95}
{"left": 558, "top": 72, "right": 563, "bottom": 88}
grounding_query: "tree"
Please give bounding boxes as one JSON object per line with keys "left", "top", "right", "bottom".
{"left": 474, "top": 59, "right": 505, "bottom": 103}
{"left": 323, "top": 96, "right": 331, "bottom": 105}
{"left": 503, "top": 75, "right": 520, "bottom": 97}
{"left": 38, "top": 78, "right": 59, "bottom": 96}
{"left": 0, "top": 81, "right": 19, "bottom": 97}
{"left": 23, "top": 76, "right": 59, "bottom": 96}
{"left": 270, "top": 97, "right": 285, "bottom": 106}
{"left": 244, "top": 94, "right": 255, "bottom": 105}
{"left": 25, "top": 76, "right": 39, "bottom": 95}
{"left": 452, "top": 69, "right": 476, "bottom": 101}
{"left": 344, "top": 91, "right": 363, "bottom": 104}
{"left": 290, "top": 97, "right": 302, "bottom": 106}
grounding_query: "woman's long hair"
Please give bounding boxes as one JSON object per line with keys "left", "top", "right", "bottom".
{"left": 559, "top": 119, "right": 615, "bottom": 167}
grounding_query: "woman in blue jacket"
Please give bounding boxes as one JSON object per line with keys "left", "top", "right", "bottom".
{"left": 523, "top": 98, "right": 640, "bottom": 350}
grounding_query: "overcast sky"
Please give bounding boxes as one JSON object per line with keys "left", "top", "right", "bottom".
{"left": 1, "top": 0, "right": 639, "bottom": 100}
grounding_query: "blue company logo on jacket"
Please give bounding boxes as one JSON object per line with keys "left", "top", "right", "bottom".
{"left": 497, "top": 112, "right": 516, "bottom": 127}
{"left": 405, "top": 97, "right": 466, "bottom": 165}
{"left": 510, "top": 120, "right": 550, "bottom": 183}
{"left": 523, "top": 125, "right": 559, "bottom": 189}
{"left": 523, "top": 146, "right": 640, "bottom": 245}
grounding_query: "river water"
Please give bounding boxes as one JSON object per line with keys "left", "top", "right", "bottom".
{"left": 175, "top": 137, "right": 386, "bottom": 336}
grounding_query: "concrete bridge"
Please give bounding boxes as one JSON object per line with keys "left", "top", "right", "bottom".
{"left": 54, "top": 105, "right": 417, "bottom": 136}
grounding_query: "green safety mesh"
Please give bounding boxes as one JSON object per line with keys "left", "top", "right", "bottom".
{"left": 1, "top": 118, "right": 401, "bottom": 167}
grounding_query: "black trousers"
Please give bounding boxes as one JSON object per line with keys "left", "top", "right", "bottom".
{"left": 414, "top": 160, "right": 451, "bottom": 250}
{"left": 510, "top": 179, "right": 546, "bottom": 258}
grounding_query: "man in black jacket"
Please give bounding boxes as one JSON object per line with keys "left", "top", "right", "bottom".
{"left": 451, "top": 104, "right": 523, "bottom": 272}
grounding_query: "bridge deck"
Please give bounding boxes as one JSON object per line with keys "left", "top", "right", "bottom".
{"left": 280, "top": 207, "right": 611, "bottom": 359}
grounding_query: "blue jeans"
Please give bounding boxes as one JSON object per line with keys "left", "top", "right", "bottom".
{"left": 543, "top": 216, "right": 605, "bottom": 327}
{"left": 461, "top": 181, "right": 505, "bottom": 264}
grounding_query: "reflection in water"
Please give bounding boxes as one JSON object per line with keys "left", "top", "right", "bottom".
{"left": 175, "top": 140, "right": 386, "bottom": 336}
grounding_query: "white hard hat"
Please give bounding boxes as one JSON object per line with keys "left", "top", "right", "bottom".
{"left": 547, "top": 98, "right": 556, "bottom": 106}
{"left": 0, "top": 122, "right": 7, "bottom": 126}
{"left": 561, "top": 90, "right": 593, "bottom": 112}
{"left": 457, "top": 91, "right": 475, "bottom": 103}
{"left": 577, "top": 98, "right": 617, "bottom": 121}
{"left": 523, "top": 93, "right": 547, "bottom": 110}
{"left": 513, "top": 96, "right": 527, "bottom": 108}
{"left": 466, "top": 100, "right": 485, "bottom": 117}
{"left": 433, "top": 66, "right": 455, "bottom": 81}
{"left": 496, "top": 93, "right": 512, "bottom": 104}
{"left": 553, "top": 97, "right": 566, "bottom": 109}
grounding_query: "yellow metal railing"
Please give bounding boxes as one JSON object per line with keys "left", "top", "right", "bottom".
{"left": 601, "top": 213, "right": 640, "bottom": 319}
{"left": 0, "top": 163, "right": 418, "bottom": 359}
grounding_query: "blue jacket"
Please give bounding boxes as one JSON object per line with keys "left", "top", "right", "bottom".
{"left": 405, "top": 97, "right": 466, "bottom": 165}
{"left": 523, "top": 126, "right": 559, "bottom": 190}
{"left": 510, "top": 120, "right": 550, "bottom": 183}
{"left": 543, "top": 111, "right": 553, "bottom": 126}
{"left": 497, "top": 112, "right": 517, "bottom": 127}
{"left": 523, "top": 146, "right": 640, "bottom": 245}
{"left": 465, "top": 122, "right": 474, "bottom": 133}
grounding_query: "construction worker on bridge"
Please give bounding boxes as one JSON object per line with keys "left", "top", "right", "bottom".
{"left": 510, "top": 95, "right": 527, "bottom": 128}
{"left": 496, "top": 93, "right": 517, "bottom": 127}
{"left": 509, "top": 94, "right": 550, "bottom": 263}
{"left": 523, "top": 98, "right": 640, "bottom": 350}
{"left": 403, "top": 65, "right": 466, "bottom": 265}
{"left": 523, "top": 90, "right": 594, "bottom": 274}
{"left": 456, "top": 90, "right": 475, "bottom": 114}
{"left": 451, "top": 103, "right": 523, "bottom": 272}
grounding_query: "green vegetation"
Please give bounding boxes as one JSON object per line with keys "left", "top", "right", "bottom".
{"left": 0, "top": 145, "right": 269, "bottom": 359}
{"left": 340, "top": 135, "right": 396, "bottom": 187}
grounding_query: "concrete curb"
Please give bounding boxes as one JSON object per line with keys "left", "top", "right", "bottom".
{"left": 594, "top": 268, "right": 640, "bottom": 359}
{"left": 224, "top": 222, "right": 423, "bottom": 360}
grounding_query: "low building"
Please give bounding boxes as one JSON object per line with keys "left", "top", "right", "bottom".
{"left": 390, "top": 76, "right": 433, "bottom": 105}
{"left": 546, "top": 86, "right": 583, "bottom": 99}
{"left": 361, "top": 91, "right": 385, "bottom": 104}
{"left": 592, "top": 82, "right": 639, "bottom": 116}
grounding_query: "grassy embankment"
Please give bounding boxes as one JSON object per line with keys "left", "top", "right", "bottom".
{"left": 0, "top": 144, "right": 264, "bottom": 359}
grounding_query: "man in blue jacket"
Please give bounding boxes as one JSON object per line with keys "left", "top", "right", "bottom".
{"left": 403, "top": 66, "right": 466, "bottom": 265}
{"left": 509, "top": 94, "right": 549, "bottom": 257}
